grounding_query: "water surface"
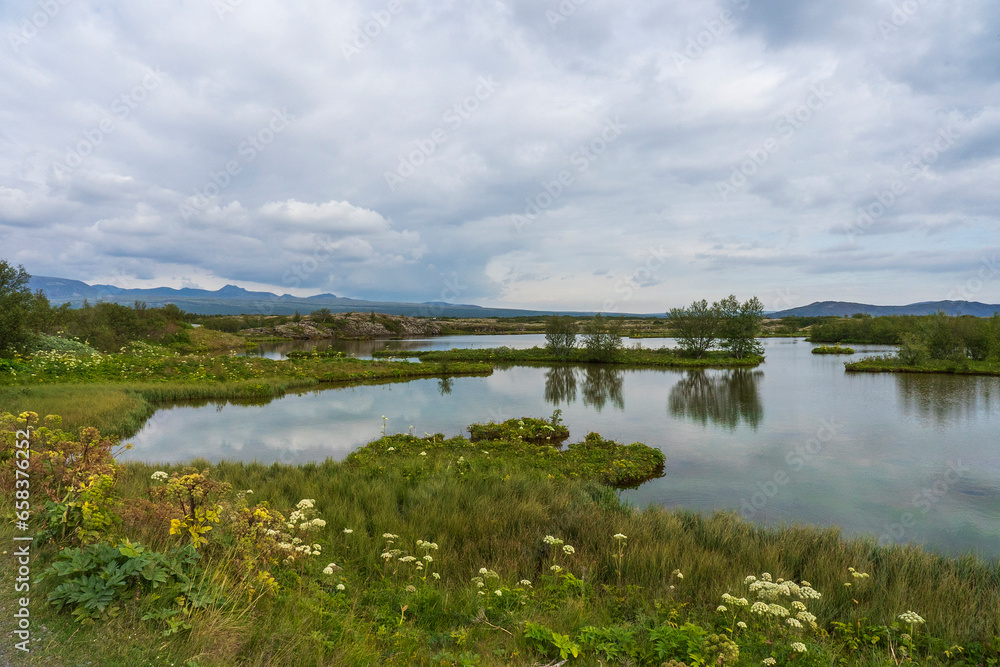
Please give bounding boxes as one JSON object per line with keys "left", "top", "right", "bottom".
{"left": 125, "top": 337, "right": 1000, "bottom": 558}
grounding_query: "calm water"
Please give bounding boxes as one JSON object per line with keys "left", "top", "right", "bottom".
{"left": 124, "top": 336, "right": 1000, "bottom": 558}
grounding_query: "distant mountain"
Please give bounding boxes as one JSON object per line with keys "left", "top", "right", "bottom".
{"left": 771, "top": 300, "right": 1000, "bottom": 318}
{"left": 27, "top": 276, "right": 582, "bottom": 317}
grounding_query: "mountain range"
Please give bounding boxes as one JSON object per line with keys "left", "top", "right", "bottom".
{"left": 27, "top": 276, "right": 1000, "bottom": 318}
{"left": 770, "top": 300, "right": 1000, "bottom": 318}
{"left": 27, "top": 276, "right": 561, "bottom": 317}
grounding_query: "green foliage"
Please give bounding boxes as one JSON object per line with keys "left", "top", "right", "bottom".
{"left": 544, "top": 316, "right": 578, "bottom": 359}
{"left": 581, "top": 313, "right": 624, "bottom": 362}
{"left": 40, "top": 473, "right": 122, "bottom": 545}
{"left": 37, "top": 541, "right": 201, "bottom": 624}
{"left": 811, "top": 345, "right": 855, "bottom": 355}
{"left": 467, "top": 416, "right": 569, "bottom": 445}
{"left": 669, "top": 295, "right": 765, "bottom": 359}
{"left": 648, "top": 623, "right": 708, "bottom": 663}
{"left": 0, "top": 260, "right": 33, "bottom": 357}
{"left": 523, "top": 621, "right": 581, "bottom": 660}
{"left": 150, "top": 468, "right": 231, "bottom": 548}
{"left": 717, "top": 295, "right": 765, "bottom": 359}
{"left": 669, "top": 299, "right": 719, "bottom": 358}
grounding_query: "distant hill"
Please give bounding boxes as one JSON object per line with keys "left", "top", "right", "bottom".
{"left": 771, "top": 300, "right": 1000, "bottom": 318}
{"left": 27, "top": 276, "right": 588, "bottom": 317}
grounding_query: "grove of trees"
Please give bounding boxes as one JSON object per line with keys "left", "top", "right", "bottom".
{"left": 668, "top": 295, "right": 765, "bottom": 359}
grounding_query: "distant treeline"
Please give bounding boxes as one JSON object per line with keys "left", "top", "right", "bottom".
{"left": 810, "top": 313, "right": 1000, "bottom": 362}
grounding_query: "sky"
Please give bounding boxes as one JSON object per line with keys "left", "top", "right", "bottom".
{"left": 1, "top": 0, "right": 998, "bottom": 313}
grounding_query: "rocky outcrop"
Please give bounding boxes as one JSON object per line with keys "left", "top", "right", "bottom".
{"left": 241, "top": 313, "right": 444, "bottom": 340}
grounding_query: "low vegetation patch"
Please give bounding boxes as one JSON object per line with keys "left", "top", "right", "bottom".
{"left": 811, "top": 345, "right": 855, "bottom": 355}
{"left": 372, "top": 346, "right": 764, "bottom": 369}
{"left": 846, "top": 355, "right": 1000, "bottom": 376}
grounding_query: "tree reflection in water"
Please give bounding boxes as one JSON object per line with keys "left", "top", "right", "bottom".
{"left": 543, "top": 366, "right": 625, "bottom": 411}
{"left": 895, "top": 374, "right": 1000, "bottom": 423}
{"left": 438, "top": 377, "right": 453, "bottom": 395}
{"left": 668, "top": 368, "right": 764, "bottom": 430}
{"left": 544, "top": 366, "right": 577, "bottom": 405}
{"left": 582, "top": 366, "right": 625, "bottom": 411}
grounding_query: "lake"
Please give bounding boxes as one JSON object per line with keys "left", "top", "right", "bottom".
{"left": 124, "top": 336, "right": 1000, "bottom": 558}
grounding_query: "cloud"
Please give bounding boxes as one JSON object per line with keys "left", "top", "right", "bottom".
{"left": 0, "top": 0, "right": 997, "bottom": 310}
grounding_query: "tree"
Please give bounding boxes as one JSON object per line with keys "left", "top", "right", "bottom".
{"left": 668, "top": 299, "right": 719, "bottom": 358}
{"left": 716, "top": 295, "right": 765, "bottom": 359}
{"left": 0, "top": 260, "right": 33, "bottom": 357}
{"left": 544, "top": 316, "right": 578, "bottom": 359}
{"left": 581, "top": 313, "right": 623, "bottom": 362}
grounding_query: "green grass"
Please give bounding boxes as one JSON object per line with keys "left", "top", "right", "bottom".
{"left": 372, "top": 346, "right": 764, "bottom": 369}
{"left": 811, "top": 345, "right": 855, "bottom": 355}
{"left": 3, "top": 412, "right": 1000, "bottom": 666}
{"left": 846, "top": 356, "right": 1000, "bottom": 375}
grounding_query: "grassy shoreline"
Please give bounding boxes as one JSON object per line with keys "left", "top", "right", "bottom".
{"left": 2, "top": 411, "right": 999, "bottom": 666}
{"left": 372, "top": 346, "right": 765, "bottom": 369}
{"left": 846, "top": 356, "right": 1000, "bottom": 375}
{"left": 0, "top": 350, "right": 491, "bottom": 436}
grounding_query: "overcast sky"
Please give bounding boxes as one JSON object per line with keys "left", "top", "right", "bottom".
{"left": 1, "top": 0, "right": 998, "bottom": 312}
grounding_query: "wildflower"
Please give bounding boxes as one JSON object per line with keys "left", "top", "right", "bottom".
{"left": 405, "top": 585, "right": 416, "bottom": 593}
{"left": 562, "top": 545, "right": 575, "bottom": 555}
{"left": 387, "top": 447, "right": 395, "bottom": 452}
{"left": 550, "top": 565, "right": 562, "bottom": 573}
{"left": 763, "top": 659, "right": 777, "bottom": 666}
{"left": 791, "top": 642, "right": 807, "bottom": 653}
{"left": 323, "top": 566, "right": 334, "bottom": 575}
{"left": 737, "top": 621, "right": 748, "bottom": 630}
{"left": 744, "top": 575, "right": 757, "bottom": 584}
{"left": 798, "top": 585, "right": 822, "bottom": 600}
{"left": 613, "top": 533, "right": 627, "bottom": 541}
{"left": 296, "top": 499, "right": 315, "bottom": 510}
{"left": 399, "top": 556, "right": 416, "bottom": 563}
{"left": 343, "top": 528, "right": 353, "bottom": 534}
{"left": 432, "top": 572, "right": 440, "bottom": 580}
{"left": 494, "top": 590, "right": 502, "bottom": 597}
{"left": 383, "top": 533, "right": 398, "bottom": 540}
{"left": 336, "top": 583, "right": 345, "bottom": 591}
{"left": 519, "top": 580, "right": 532, "bottom": 587}
{"left": 750, "top": 602, "right": 770, "bottom": 615}
{"left": 761, "top": 572, "right": 772, "bottom": 582}
{"left": 898, "top": 611, "right": 926, "bottom": 625}
{"left": 245, "top": 489, "right": 253, "bottom": 495}
{"left": 420, "top": 451, "right": 427, "bottom": 456}
{"left": 786, "top": 618, "right": 803, "bottom": 629}
{"left": 672, "top": 569, "right": 683, "bottom": 579}
{"left": 415, "top": 563, "right": 423, "bottom": 570}
{"left": 736, "top": 597, "right": 749, "bottom": 607}
{"left": 791, "top": 601, "right": 806, "bottom": 612}
{"left": 717, "top": 605, "right": 728, "bottom": 613}
{"left": 543, "top": 535, "right": 564, "bottom": 546}
{"left": 150, "top": 471, "right": 169, "bottom": 482}
{"left": 479, "top": 567, "right": 488, "bottom": 575}
{"left": 768, "top": 604, "right": 790, "bottom": 618}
